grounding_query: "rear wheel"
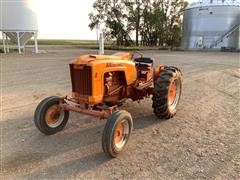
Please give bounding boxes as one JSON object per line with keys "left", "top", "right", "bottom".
{"left": 34, "top": 96, "right": 69, "bottom": 135}
{"left": 152, "top": 67, "right": 182, "bottom": 119}
{"left": 102, "top": 110, "right": 133, "bottom": 158}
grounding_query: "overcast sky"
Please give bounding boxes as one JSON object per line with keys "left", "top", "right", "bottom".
{"left": 31, "top": 0, "right": 195, "bottom": 40}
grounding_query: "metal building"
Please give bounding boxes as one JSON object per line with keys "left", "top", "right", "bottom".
{"left": 0, "top": 0, "right": 38, "bottom": 54}
{"left": 182, "top": 0, "right": 240, "bottom": 50}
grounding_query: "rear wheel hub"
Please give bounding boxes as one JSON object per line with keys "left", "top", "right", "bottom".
{"left": 169, "top": 81, "right": 177, "bottom": 105}
{"left": 168, "top": 79, "right": 181, "bottom": 110}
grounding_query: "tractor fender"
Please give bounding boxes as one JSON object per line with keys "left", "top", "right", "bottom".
{"left": 154, "top": 65, "right": 166, "bottom": 81}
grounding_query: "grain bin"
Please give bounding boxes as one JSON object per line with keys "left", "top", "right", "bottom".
{"left": 182, "top": 0, "right": 240, "bottom": 50}
{"left": 0, "top": 0, "right": 38, "bottom": 54}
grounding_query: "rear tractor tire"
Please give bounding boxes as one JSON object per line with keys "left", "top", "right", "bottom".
{"left": 152, "top": 66, "right": 182, "bottom": 119}
{"left": 34, "top": 96, "right": 69, "bottom": 135}
{"left": 102, "top": 110, "right": 133, "bottom": 158}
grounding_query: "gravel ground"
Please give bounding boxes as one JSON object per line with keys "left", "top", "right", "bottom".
{"left": 1, "top": 47, "right": 240, "bottom": 179}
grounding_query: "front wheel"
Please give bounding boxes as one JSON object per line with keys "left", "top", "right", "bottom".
{"left": 152, "top": 66, "right": 182, "bottom": 119}
{"left": 102, "top": 110, "right": 133, "bottom": 158}
{"left": 34, "top": 96, "right": 69, "bottom": 135}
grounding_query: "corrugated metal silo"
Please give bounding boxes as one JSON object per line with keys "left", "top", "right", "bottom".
{"left": 0, "top": 0, "right": 38, "bottom": 54}
{"left": 182, "top": 0, "right": 240, "bottom": 50}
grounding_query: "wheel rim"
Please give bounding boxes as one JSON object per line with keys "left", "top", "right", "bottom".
{"left": 114, "top": 120, "right": 130, "bottom": 149}
{"left": 168, "top": 79, "right": 181, "bottom": 110}
{"left": 45, "top": 104, "right": 64, "bottom": 128}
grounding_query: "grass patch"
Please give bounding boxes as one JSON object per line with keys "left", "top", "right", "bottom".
{"left": 0, "top": 39, "right": 183, "bottom": 51}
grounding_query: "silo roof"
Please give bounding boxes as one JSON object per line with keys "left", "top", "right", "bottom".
{"left": 186, "top": 0, "right": 240, "bottom": 9}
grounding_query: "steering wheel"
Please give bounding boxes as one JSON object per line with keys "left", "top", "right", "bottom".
{"left": 131, "top": 51, "right": 143, "bottom": 60}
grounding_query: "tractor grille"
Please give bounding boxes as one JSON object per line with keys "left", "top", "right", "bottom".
{"left": 70, "top": 64, "right": 92, "bottom": 96}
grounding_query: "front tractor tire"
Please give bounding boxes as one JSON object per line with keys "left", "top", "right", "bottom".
{"left": 102, "top": 110, "right": 133, "bottom": 158}
{"left": 152, "top": 67, "right": 182, "bottom": 119}
{"left": 34, "top": 96, "right": 69, "bottom": 135}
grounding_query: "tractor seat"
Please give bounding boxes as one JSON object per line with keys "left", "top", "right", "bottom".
{"left": 135, "top": 57, "right": 153, "bottom": 67}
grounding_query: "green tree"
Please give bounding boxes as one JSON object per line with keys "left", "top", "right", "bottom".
{"left": 89, "top": 0, "right": 188, "bottom": 47}
{"left": 89, "top": 0, "right": 133, "bottom": 46}
{"left": 124, "top": 0, "right": 144, "bottom": 46}
{"left": 154, "top": 0, "right": 188, "bottom": 47}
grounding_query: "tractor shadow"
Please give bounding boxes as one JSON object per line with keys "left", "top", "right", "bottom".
{"left": 133, "top": 114, "right": 161, "bottom": 130}
{"left": 2, "top": 104, "right": 162, "bottom": 178}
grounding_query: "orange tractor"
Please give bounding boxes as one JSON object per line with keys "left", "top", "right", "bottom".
{"left": 34, "top": 52, "right": 182, "bottom": 157}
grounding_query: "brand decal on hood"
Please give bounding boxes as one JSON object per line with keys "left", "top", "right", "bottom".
{"left": 106, "top": 63, "right": 123, "bottom": 68}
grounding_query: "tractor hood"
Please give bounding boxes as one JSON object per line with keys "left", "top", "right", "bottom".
{"left": 71, "top": 52, "right": 133, "bottom": 65}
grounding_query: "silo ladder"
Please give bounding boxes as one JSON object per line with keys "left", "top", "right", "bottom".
{"left": 210, "top": 24, "right": 240, "bottom": 48}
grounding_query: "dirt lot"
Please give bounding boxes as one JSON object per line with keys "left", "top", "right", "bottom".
{"left": 1, "top": 47, "right": 240, "bottom": 179}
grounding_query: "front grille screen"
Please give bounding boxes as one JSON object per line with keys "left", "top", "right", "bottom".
{"left": 70, "top": 64, "right": 92, "bottom": 95}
